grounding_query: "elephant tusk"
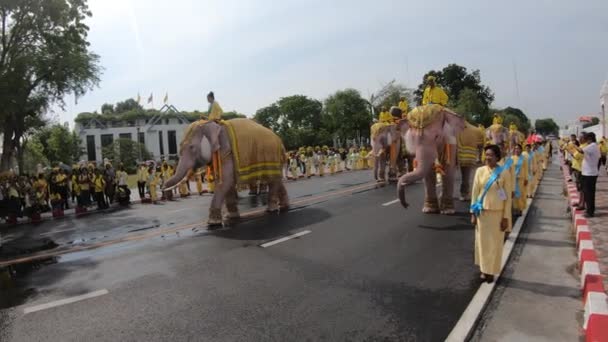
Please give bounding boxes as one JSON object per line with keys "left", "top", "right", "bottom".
{"left": 163, "top": 176, "right": 189, "bottom": 192}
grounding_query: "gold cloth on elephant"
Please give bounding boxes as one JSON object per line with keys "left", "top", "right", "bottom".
{"left": 406, "top": 104, "right": 444, "bottom": 130}
{"left": 370, "top": 122, "right": 393, "bottom": 139}
{"left": 221, "top": 118, "right": 285, "bottom": 184}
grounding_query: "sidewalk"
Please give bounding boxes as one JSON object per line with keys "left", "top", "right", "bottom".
{"left": 584, "top": 170, "right": 608, "bottom": 289}
{"left": 471, "top": 160, "right": 582, "bottom": 341}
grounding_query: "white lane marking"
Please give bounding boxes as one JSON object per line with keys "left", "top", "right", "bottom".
{"left": 24, "top": 289, "right": 109, "bottom": 314}
{"left": 168, "top": 208, "right": 189, "bottom": 214}
{"left": 382, "top": 199, "right": 400, "bottom": 206}
{"left": 260, "top": 230, "right": 312, "bottom": 248}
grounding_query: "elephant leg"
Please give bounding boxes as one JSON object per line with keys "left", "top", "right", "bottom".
{"left": 266, "top": 181, "right": 280, "bottom": 212}
{"left": 459, "top": 166, "right": 472, "bottom": 201}
{"left": 278, "top": 181, "right": 290, "bottom": 211}
{"left": 208, "top": 164, "right": 235, "bottom": 228}
{"left": 423, "top": 169, "right": 440, "bottom": 213}
{"left": 440, "top": 144, "right": 457, "bottom": 214}
{"left": 388, "top": 142, "right": 398, "bottom": 182}
{"left": 225, "top": 186, "right": 240, "bottom": 220}
{"left": 378, "top": 153, "right": 387, "bottom": 182}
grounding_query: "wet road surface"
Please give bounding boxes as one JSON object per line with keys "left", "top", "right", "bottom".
{"left": 0, "top": 170, "right": 479, "bottom": 341}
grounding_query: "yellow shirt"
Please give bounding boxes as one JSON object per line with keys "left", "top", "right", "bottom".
{"left": 600, "top": 141, "right": 608, "bottom": 155}
{"left": 94, "top": 176, "right": 105, "bottom": 192}
{"left": 378, "top": 111, "right": 393, "bottom": 123}
{"left": 137, "top": 167, "right": 148, "bottom": 182}
{"left": 512, "top": 154, "right": 529, "bottom": 182}
{"left": 207, "top": 101, "right": 223, "bottom": 121}
{"left": 398, "top": 100, "right": 409, "bottom": 116}
{"left": 471, "top": 165, "right": 512, "bottom": 219}
{"left": 422, "top": 86, "right": 449, "bottom": 106}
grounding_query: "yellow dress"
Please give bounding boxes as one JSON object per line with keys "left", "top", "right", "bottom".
{"left": 527, "top": 152, "right": 537, "bottom": 197}
{"left": 471, "top": 165, "right": 512, "bottom": 276}
{"left": 512, "top": 154, "right": 529, "bottom": 212}
{"left": 196, "top": 169, "right": 204, "bottom": 194}
{"left": 207, "top": 101, "right": 224, "bottom": 121}
{"left": 422, "top": 86, "right": 449, "bottom": 106}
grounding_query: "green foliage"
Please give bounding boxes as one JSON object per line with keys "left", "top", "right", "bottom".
{"left": 534, "top": 118, "right": 560, "bottom": 136}
{"left": 30, "top": 124, "right": 82, "bottom": 166}
{"left": 453, "top": 88, "right": 487, "bottom": 123}
{"left": 370, "top": 81, "right": 414, "bottom": 114}
{"left": 414, "top": 64, "right": 494, "bottom": 109}
{"left": 322, "top": 89, "right": 372, "bottom": 145}
{"left": 102, "top": 139, "right": 151, "bottom": 173}
{"left": 253, "top": 95, "right": 328, "bottom": 149}
{"left": 500, "top": 107, "right": 531, "bottom": 133}
{"left": 22, "top": 139, "right": 48, "bottom": 175}
{"left": 115, "top": 99, "right": 143, "bottom": 113}
{"left": 101, "top": 103, "right": 115, "bottom": 114}
{"left": 0, "top": 0, "right": 101, "bottom": 171}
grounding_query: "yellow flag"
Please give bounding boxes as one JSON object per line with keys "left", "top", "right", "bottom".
{"left": 163, "top": 92, "right": 168, "bottom": 104}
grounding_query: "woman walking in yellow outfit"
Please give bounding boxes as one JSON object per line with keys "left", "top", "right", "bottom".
{"left": 511, "top": 144, "right": 529, "bottom": 215}
{"left": 471, "top": 145, "right": 512, "bottom": 283}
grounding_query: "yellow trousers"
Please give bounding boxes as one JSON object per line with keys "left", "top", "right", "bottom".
{"left": 196, "top": 174, "right": 203, "bottom": 194}
{"left": 475, "top": 210, "right": 505, "bottom": 276}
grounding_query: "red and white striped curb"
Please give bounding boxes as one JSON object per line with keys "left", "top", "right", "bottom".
{"left": 561, "top": 157, "right": 608, "bottom": 342}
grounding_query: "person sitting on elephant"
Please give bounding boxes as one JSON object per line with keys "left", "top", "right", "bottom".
{"left": 486, "top": 114, "right": 509, "bottom": 152}
{"left": 422, "top": 75, "right": 448, "bottom": 106}
{"left": 398, "top": 96, "right": 409, "bottom": 115}
{"left": 378, "top": 106, "right": 393, "bottom": 124}
{"left": 206, "top": 91, "right": 223, "bottom": 121}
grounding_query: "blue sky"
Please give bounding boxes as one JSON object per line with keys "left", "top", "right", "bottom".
{"left": 56, "top": 0, "right": 608, "bottom": 127}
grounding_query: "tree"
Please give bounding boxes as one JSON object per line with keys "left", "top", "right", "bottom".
{"left": 253, "top": 95, "right": 326, "bottom": 149}
{"left": 323, "top": 89, "right": 371, "bottom": 146}
{"left": 114, "top": 98, "right": 142, "bottom": 113}
{"left": 0, "top": 0, "right": 101, "bottom": 171}
{"left": 222, "top": 111, "right": 247, "bottom": 120}
{"left": 101, "top": 103, "right": 114, "bottom": 114}
{"left": 534, "top": 118, "right": 559, "bottom": 136}
{"left": 102, "top": 139, "right": 151, "bottom": 173}
{"left": 500, "top": 107, "right": 531, "bottom": 133}
{"left": 453, "top": 88, "right": 488, "bottom": 123}
{"left": 22, "top": 137, "right": 48, "bottom": 174}
{"left": 370, "top": 80, "right": 414, "bottom": 115}
{"left": 30, "top": 124, "right": 82, "bottom": 166}
{"left": 414, "top": 64, "right": 494, "bottom": 109}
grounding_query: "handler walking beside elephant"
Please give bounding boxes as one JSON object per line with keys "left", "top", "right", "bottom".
{"left": 470, "top": 144, "right": 513, "bottom": 283}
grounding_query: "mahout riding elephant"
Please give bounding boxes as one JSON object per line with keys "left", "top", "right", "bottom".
{"left": 164, "top": 119, "right": 289, "bottom": 227}
{"left": 396, "top": 104, "right": 466, "bottom": 214}
{"left": 370, "top": 108, "right": 409, "bottom": 183}
{"left": 486, "top": 114, "right": 509, "bottom": 148}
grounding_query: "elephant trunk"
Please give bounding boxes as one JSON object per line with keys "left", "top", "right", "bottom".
{"left": 163, "top": 157, "right": 195, "bottom": 191}
{"left": 397, "top": 146, "right": 436, "bottom": 209}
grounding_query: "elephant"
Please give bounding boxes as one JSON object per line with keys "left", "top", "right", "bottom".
{"left": 456, "top": 121, "right": 485, "bottom": 201}
{"left": 370, "top": 113, "right": 408, "bottom": 183}
{"left": 486, "top": 119, "right": 509, "bottom": 149}
{"left": 163, "top": 119, "right": 289, "bottom": 228}
{"left": 396, "top": 104, "right": 466, "bottom": 214}
{"left": 507, "top": 126, "right": 526, "bottom": 153}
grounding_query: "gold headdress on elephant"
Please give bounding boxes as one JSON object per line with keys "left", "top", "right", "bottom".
{"left": 180, "top": 120, "right": 209, "bottom": 152}
{"left": 509, "top": 122, "right": 518, "bottom": 132}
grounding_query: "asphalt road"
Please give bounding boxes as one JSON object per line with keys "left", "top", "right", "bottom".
{"left": 0, "top": 170, "right": 479, "bottom": 342}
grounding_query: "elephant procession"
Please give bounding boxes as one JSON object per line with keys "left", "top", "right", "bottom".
{"left": 162, "top": 79, "right": 551, "bottom": 284}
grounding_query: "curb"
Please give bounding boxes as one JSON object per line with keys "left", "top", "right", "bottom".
{"left": 560, "top": 156, "right": 608, "bottom": 342}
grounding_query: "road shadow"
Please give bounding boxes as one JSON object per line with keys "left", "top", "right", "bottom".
{"left": 212, "top": 207, "right": 331, "bottom": 242}
{"left": 497, "top": 277, "right": 579, "bottom": 299}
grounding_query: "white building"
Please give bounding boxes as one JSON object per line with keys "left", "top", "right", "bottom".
{"left": 75, "top": 105, "right": 194, "bottom": 163}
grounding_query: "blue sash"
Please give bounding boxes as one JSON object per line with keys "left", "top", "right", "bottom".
{"left": 527, "top": 151, "right": 534, "bottom": 181}
{"left": 514, "top": 156, "right": 524, "bottom": 198}
{"left": 470, "top": 157, "right": 513, "bottom": 216}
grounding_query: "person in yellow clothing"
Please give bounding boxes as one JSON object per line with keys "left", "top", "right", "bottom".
{"left": 567, "top": 140, "right": 585, "bottom": 208}
{"left": 378, "top": 106, "right": 393, "bottom": 124}
{"left": 398, "top": 96, "right": 409, "bottom": 116}
{"left": 511, "top": 144, "right": 529, "bottom": 215}
{"left": 525, "top": 144, "right": 537, "bottom": 198}
{"left": 598, "top": 138, "right": 607, "bottom": 171}
{"left": 148, "top": 166, "right": 159, "bottom": 203}
{"left": 470, "top": 145, "right": 512, "bottom": 283}
{"left": 422, "top": 75, "right": 449, "bottom": 106}
{"left": 180, "top": 168, "right": 191, "bottom": 197}
{"left": 206, "top": 91, "right": 223, "bottom": 121}
{"left": 93, "top": 169, "right": 108, "bottom": 209}
{"left": 206, "top": 166, "right": 216, "bottom": 193}
{"left": 136, "top": 163, "right": 148, "bottom": 200}
{"left": 195, "top": 168, "right": 205, "bottom": 195}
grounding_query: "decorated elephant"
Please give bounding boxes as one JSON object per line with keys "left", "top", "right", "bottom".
{"left": 370, "top": 107, "right": 408, "bottom": 182}
{"left": 486, "top": 113, "right": 509, "bottom": 148}
{"left": 457, "top": 121, "right": 485, "bottom": 201}
{"left": 164, "top": 118, "right": 289, "bottom": 228}
{"left": 397, "top": 104, "right": 466, "bottom": 214}
{"left": 507, "top": 123, "right": 526, "bottom": 153}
